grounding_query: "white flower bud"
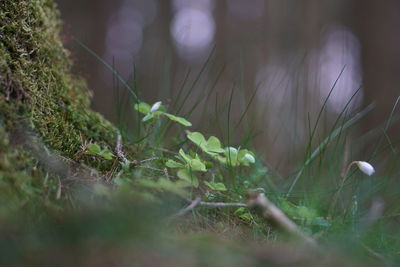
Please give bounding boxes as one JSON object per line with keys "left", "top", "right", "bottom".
{"left": 244, "top": 153, "right": 255, "bottom": 164}
{"left": 227, "top": 147, "right": 238, "bottom": 154}
{"left": 356, "top": 161, "right": 375, "bottom": 176}
{"left": 150, "top": 101, "right": 162, "bottom": 112}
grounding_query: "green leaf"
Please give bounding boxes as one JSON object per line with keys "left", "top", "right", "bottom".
{"left": 165, "top": 159, "right": 185, "bottom": 168}
{"left": 87, "top": 143, "right": 101, "bottom": 154}
{"left": 178, "top": 149, "right": 192, "bottom": 163}
{"left": 163, "top": 113, "right": 192, "bottom": 126}
{"left": 134, "top": 102, "right": 151, "bottom": 114}
{"left": 239, "top": 213, "right": 253, "bottom": 222}
{"left": 142, "top": 113, "right": 154, "bottom": 122}
{"left": 99, "top": 149, "right": 113, "bottom": 160}
{"left": 189, "top": 157, "right": 206, "bottom": 172}
{"left": 204, "top": 181, "right": 227, "bottom": 191}
{"left": 177, "top": 169, "right": 199, "bottom": 187}
{"left": 234, "top": 207, "right": 246, "bottom": 215}
{"left": 187, "top": 132, "right": 225, "bottom": 155}
{"left": 212, "top": 182, "right": 227, "bottom": 191}
{"left": 206, "top": 136, "right": 225, "bottom": 153}
{"left": 187, "top": 132, "right": 207, "bottom": 148}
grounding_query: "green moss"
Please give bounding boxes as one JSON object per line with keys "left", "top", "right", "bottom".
{"left": 0, "top": 122, "right": 57, "bottom": 218}
{"left": 0, "top": 0, "right": 116, "bottom": 169}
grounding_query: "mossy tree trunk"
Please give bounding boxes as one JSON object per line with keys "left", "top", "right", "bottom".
{"left": 0, "top": 0, "right": 117, "bottom": 203}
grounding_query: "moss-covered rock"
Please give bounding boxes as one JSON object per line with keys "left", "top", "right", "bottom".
{"left": 0, "top": 0, "right": 116, "bottom": 168}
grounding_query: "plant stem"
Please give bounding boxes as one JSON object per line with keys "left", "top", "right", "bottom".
{"left": 329, "top": 161, "right": 358, "bottom": 215}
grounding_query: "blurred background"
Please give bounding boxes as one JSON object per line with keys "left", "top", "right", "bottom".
{"left": 56, "top": 0, "right": 400, "bottom": 173}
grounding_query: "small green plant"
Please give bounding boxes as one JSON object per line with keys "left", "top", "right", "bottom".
{"left": 85, "top": 143, "right": 114, "bottom": 160}
{"left": 134, "top": 101, "right": 192, "bottom": 126}
{"left": 164, "top": 131, "right": 256, "bottom": 191}
{"left": 234, "top": 207, "right": 254, "bottom": 222}
{"left": 165, "top": 149, "right": 208, "bottom": 187}
{"left": 127, "top": 100, "right": 257, "bottom": 210}
{"left": 186, "top": 131, "right": 255, "bottom": 166}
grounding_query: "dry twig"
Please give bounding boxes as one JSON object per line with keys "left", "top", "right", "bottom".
{"left": 196, "top": 201, "right": 247, "bottom": 208}
{"left": 132, "top": 157, "right": 160, "bottom": 166}
{"left": 247, "top": 192, "right": 319, "bottom": 249}
{"left": 175, "top": 196, "right": 202, "bottom": 217}
{"left": 174, "top": 197, "right": 247, "bottom": 218}
{"left": 115, "top": 134, "right": 129, "bottom": 163}
{"left": 183, "top": 197, "right": 247, "bottom": 208}
{"left": 116, "top": 135, "right": 161, "bottom": 167}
